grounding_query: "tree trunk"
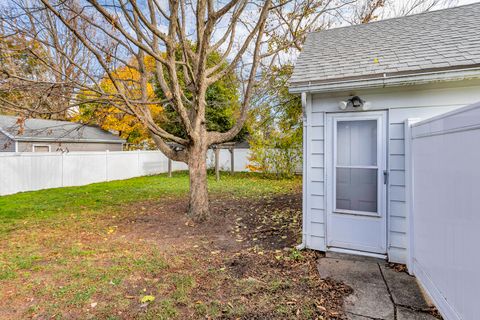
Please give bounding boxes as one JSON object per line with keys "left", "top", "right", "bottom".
{"left": 187, "top": 143, "right": 209, "bottom": 222}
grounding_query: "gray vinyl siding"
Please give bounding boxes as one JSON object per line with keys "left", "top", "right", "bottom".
{"left": 304, "top": 94, "right": 327, "bottom": 250}
{"left": 388, "top": 121, "right": 408, "bottom": 263}
{"left": 0, "top": 132, "right": 15, "bottom": 152}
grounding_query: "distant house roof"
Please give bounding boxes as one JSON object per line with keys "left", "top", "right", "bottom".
{"left": 0, "top": 115, "right": 125, "bottom": 144}
{"left": 290, "top": 3, "right": 480, "bottom": 93}
{"left": 234, "top": 140, "right": 250, "bottom": 149}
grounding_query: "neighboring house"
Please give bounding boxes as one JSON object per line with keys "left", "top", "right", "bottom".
{"left": 0, "top": 115, "right": 125, "bottom": 152}
{"left": 290, "top": 4, "right": 480, "bottom": 264}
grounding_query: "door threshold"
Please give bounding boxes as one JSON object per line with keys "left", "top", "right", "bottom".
{"left": 327, "top": 247, "right": 387, "bottom": 260}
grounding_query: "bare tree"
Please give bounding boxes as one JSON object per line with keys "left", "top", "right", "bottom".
{"left": 0, "top": 0, "right": 350, "bottom": 221}
{"left": 0, "top": 0, "right": 96, "bottom": 118}
{"left": 384, "top": 0, "right": 457, "bottom": 17}
{"left": 0, "top": 0, "right": 454, "bottom": 221}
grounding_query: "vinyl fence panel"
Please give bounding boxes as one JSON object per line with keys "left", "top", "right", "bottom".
{"left": 62, "top": 152, "right": 107, "bottom": 186}
{"left": 410, "top": 102, "right": 480, "bottom": 320}
{"left": 106, "top": 151, "right": 140, "bottom": 181}
{"left": 0, "top": 150, "right": 250, "bottom": 196}
{"left": 233, "top": 149, "right": 250, "bottom": 172}
{"left": 0, "top": 153, "right": 63, "bottom": 194}
{"left": 138, "top": 151, "right": 169, "bottom": 175}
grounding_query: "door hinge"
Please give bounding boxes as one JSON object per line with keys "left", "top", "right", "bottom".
{"left": 383, "top": 170, "right": 389, "bottom": 185}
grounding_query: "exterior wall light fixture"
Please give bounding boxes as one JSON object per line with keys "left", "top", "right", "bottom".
{"left": 338, "top": 96, "right": 372, "bottom": 111}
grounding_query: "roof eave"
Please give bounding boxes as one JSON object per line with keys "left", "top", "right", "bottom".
{"left": 12, "top": 137, "right": 125, "bottom": 144}
{"left": 289, "top": 67, "right": 480, "bottom": 94}
{"left": 0, "top": 127, "right": 15, "bottom": 140}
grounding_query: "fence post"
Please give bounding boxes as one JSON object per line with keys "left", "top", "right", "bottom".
{"left": 137, "top": 149, "right": 141, "bottom": 176}
{"left": 168, "top": 158, "right": 172, "bottom": 177}
{"left": 215, "top": 148, "right": 220, "bottom": 181}
{"left": 404, "top": 118, "right": 420, "bottom": 275}
{"left": 61, "top": 152, "right": 65, "bottom": 187}
{"left": 229, "top": 147, "right": 234, "bottom": 174}
{"left": 105, "top": 150, "right": 109, "bottom": 182}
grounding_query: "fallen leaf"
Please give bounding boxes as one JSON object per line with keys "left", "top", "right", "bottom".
{"left": 140, "top": 295, "right": 155, "bottom": 303}
{"left": 316, "top": 305, "right": 327, "bottom": 311}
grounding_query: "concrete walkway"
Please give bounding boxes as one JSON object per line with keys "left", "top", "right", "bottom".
{"left": 318, "top": 253, "right": 438, "bottom": 320}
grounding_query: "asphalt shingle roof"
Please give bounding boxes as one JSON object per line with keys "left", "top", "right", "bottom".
{"left": 0, "top": 115, "right": 124, "bottom": 143}
{"left": 290, "top": 3, "right": 480, "bottom": 87}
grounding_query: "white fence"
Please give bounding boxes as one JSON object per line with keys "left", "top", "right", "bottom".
{"left": 409, "top": 102, "right": 480, "bottom": 320}
{"left": 0, "top": 149, "right": 251, "bottom": 196}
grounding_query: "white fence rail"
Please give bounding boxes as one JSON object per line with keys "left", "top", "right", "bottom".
{"left": 0, "top": 149, "right": 251, "bottom": 196}
{"left": 409, "top": 102, "right": 480, "bottom": 320}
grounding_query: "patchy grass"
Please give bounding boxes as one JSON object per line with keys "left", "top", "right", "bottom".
{"left": 0, "top": 172, "right": 350, "bottom": 319}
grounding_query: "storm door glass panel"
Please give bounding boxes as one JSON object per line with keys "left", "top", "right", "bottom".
{"left": 337, "top": 120, "right": 377, "bottom": 166}
{"left": 335, "top": 120, "right": 378, "bottom": 213}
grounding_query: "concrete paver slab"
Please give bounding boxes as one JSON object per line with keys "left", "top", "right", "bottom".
{"left": 317, "top": 254, "right": 440, "bottom": 320}
{"left": 318, "top": 257, "right": 394, "bottom": 320}
{"left": 345, "top": 312, "right": 374, "bottom": 319}
{"left": 380, "top": 264, "right": 430, "bottom": 309}
{"left": 397, "top": 307, "right": 439, "bottom": 320}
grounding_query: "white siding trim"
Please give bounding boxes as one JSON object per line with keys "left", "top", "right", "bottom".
{"left": 404, "top": 118, "right": 420, "bottom": 274}
{"left": 301, "top": 92, "right": 308, "bottom": 248}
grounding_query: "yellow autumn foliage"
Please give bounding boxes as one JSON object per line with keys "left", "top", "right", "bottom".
{"left": 75, "top": 56, "right": 162, "bottom": 147}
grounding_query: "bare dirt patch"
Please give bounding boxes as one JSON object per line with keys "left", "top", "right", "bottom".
{"left": 110, "top": 192, "right": 352, "bottom": 319}
{"left": 119, "top": 193, "right": 302, "bottom": 251}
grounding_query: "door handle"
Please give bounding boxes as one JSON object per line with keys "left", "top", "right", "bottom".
{"left": 383, "top": 170, "right": 388, "bottom": 185}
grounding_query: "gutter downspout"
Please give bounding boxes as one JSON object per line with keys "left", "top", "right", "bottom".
{"left": 296, "top": 92, "right": 308, "bottom": 251}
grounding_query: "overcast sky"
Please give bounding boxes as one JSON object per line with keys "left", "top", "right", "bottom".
{"left": 457, "top": 0, "right": 479, "bottom": 4}
{"left": 381, "top": 0, "right": 479, "bottom": 18}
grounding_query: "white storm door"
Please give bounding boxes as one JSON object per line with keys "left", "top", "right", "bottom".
{"left": 326, "top": 112, "right": 387, "bottom": 254}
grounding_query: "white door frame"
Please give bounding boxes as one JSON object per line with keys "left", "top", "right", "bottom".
{"left": 325, "top": 111, "right": 388, "bottom": 256}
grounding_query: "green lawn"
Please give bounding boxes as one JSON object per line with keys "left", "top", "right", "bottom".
{"left": 0, "top": 171, "right": 299, "bottom": 235}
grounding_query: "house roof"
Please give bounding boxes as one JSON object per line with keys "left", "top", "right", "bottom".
{"left": 290, "top": 3, "right": 480, "bottom": 92}
{"left": 0, "top": 115, "right": 125, "bottom": 143}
